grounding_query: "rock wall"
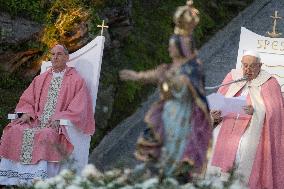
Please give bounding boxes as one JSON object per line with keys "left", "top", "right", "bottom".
{"left": 0, "top": 12, "right": 42, "bottom": 47}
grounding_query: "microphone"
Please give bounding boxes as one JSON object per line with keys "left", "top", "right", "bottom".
{"left": 205, "top": 76, "right": 247, "bottom": 90}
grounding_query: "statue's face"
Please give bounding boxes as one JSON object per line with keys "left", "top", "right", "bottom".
{"left": 50, "top": 45, "right": 69, "bottom": 72}
{"left": 182, "top": 11, "right": 197, "bottom": 33}
{"left": 241, "top": 55, "right": 262, "bottom": 81}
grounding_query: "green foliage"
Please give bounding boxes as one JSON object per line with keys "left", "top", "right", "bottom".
{"left": 194, "top": 0, "right": 254, "bottom": 46}
{"left": 0, "top": 0, "right": 47, "bottom": 22}
{"left": 42, "top": 0, "right": 91, "bottom": 48}
{"left": 103, "top": 0, "right": 129, "bottom": 7}
{"left": 89, "top": 8, "right": 102, "bottom": 36}
{"left": 0, "top": 72, "right": 31, "bottom": 134}
{"left": 46, "top": 0, "right": 86, "bottom": 24}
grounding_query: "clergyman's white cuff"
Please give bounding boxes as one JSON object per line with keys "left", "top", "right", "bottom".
{"left": 59, "top": 119, "right": 72, "bottom": 126}
{"left": 8, "top": 112, "right": 25, "bottom": 120}
{"left": 8, "top": 114, "right": 18, "bottom": 120}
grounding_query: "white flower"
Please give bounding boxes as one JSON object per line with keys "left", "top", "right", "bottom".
{"left": 106, "top": 182, "right": 115, "bottom": 188}
{"left": 55, "top": 182, "right": 66, "bottom": 189}
{"left": 229, "top": 180, "right": 248, "bottom": 189}
{"left": 81, "top": 164, "right": 102, "bottom": 178}
{"left": 66, "top": 185, "right": 83, "bottom": 189}
{"left": 45, "top": 178, "right": 56, "bottom": 186}
{"left": 196, "top": 179, "right": 212, "bottom": 187}
{"left": 54, "top": 175, "right": 65, "bottom": 184}
{"left": 123, "top": 168, "right": 131, "bottom": 175}
{"left": 95, "top": 187, "right": 107, "bottom": 189}
{"left": 119, "top": 186, "right": 133, "bottom": 189}
{"left": 71, "top": 176, "right": 83, "bottom": 185}
{"left": 163, "top": 177, "right": 179, "bottom": 186}
{"left": 211, "top": 179, "right": 224, "bottom": 189}
{"left": 60, "top": 169, "right": 73, "bottom": 177}
{"left": 34, "top": 180, "right": 50, "bottom": 189}
{"left": 113, "top": 176, "right": 127, "bottom": 185}
{"left": 105, "top": 169, "right": 121, "bottom": 178}
{"left": 140, "top": 178, "right": 158, "bottom": 189}
{"left": 181, "top": 182, "right": 196, "bottom": 189}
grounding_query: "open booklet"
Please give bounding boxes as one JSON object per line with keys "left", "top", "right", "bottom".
{"left": 206, "top": 93, "right": 246, "bottom": 116}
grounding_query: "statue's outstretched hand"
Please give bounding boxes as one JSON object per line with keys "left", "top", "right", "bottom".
{"left": 14, "top": 113, "right": 32, "bottom": 125}
{"left": 119, "top": 70, "right": 138, "bottom": 81}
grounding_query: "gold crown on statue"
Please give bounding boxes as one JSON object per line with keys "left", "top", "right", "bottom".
{"left": 174, "top": 0, "right": 199, "bottom": 36}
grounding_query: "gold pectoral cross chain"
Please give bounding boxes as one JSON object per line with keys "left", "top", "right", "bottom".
{"left": 231, "top": 114, "right": 240, "bottom": 133}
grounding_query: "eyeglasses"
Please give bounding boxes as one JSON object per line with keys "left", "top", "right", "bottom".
{"left": 241, "top": 63, "right": 261, "bottom": 70}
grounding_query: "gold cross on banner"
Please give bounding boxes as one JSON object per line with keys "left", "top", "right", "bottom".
{"left": 267, "top": 11, "right": 282, "bottom": 38}
{"left": 97, "top": 20, "right": 109, "bottom": 36}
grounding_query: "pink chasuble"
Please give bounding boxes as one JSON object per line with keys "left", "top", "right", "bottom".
{"left": 249, "top": 78, "right": 284, "bottom": 189}
{"left": 211, "top": 113, "right": 251, "bottom": 172}
{"left": 0, "top": 67, "right": 95, "bottom": 164}
{"left": 210, "top": 70, "right": 284, "bottom": 189}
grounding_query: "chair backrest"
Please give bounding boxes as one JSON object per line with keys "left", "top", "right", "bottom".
{"left": 41, "top": 36, "right": 105, "bottom": 112}
{"left": 237, "top": 27, "right": 284, "bottom": 95}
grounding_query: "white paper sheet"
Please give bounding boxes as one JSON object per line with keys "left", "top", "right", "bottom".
{"left": 207, "top": 93, "right": 246, "bottom": 116}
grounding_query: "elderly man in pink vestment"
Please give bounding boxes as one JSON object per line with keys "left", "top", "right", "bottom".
{"left": 206, "top": 50, "right": 284, "bottom": 189}
{"left": 0, "top": 45, "right": 95, "bottom": 185}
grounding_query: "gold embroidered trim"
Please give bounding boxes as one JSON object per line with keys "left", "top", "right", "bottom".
{"left": 20, "top": 128, "right": 37, "bottom": 164}
{"left": 20, "top": 76, "right": 63, "bottom": 164}
{"left": 39, "top": 77, "right": 63, "bottom": 128}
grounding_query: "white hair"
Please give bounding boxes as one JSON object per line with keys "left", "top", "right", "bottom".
{"left": 54, "top": 44, "right": 69, "bottom": 55}
{"left": 243, "top": 50, "right": 261, "bottom": 62}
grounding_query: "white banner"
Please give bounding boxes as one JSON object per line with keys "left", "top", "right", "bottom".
{"left": 41, "top": 36, "right": 105, "bottom": 112}
{"left": 237, "top": 27, "right": 284, "bottom": 93}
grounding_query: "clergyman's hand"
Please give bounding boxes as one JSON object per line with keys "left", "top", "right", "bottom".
{"left": 119, "top": 70, "right": 139, "bottom": 81}
{"left": 210, "top": 110, "right": 222, "bottom": 125}
{"left": 14, "top": 113, "right": 32, "bottom": 125}
{"left": 243, "top": 105, "right": 254, "bottom": 115}
{"left": 46, "top": 120, "right": 60, "bottom": 131}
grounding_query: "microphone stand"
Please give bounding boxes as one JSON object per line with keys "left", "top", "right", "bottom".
{"left": 205, "top": 77, "right": 247, "bottom": 90}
